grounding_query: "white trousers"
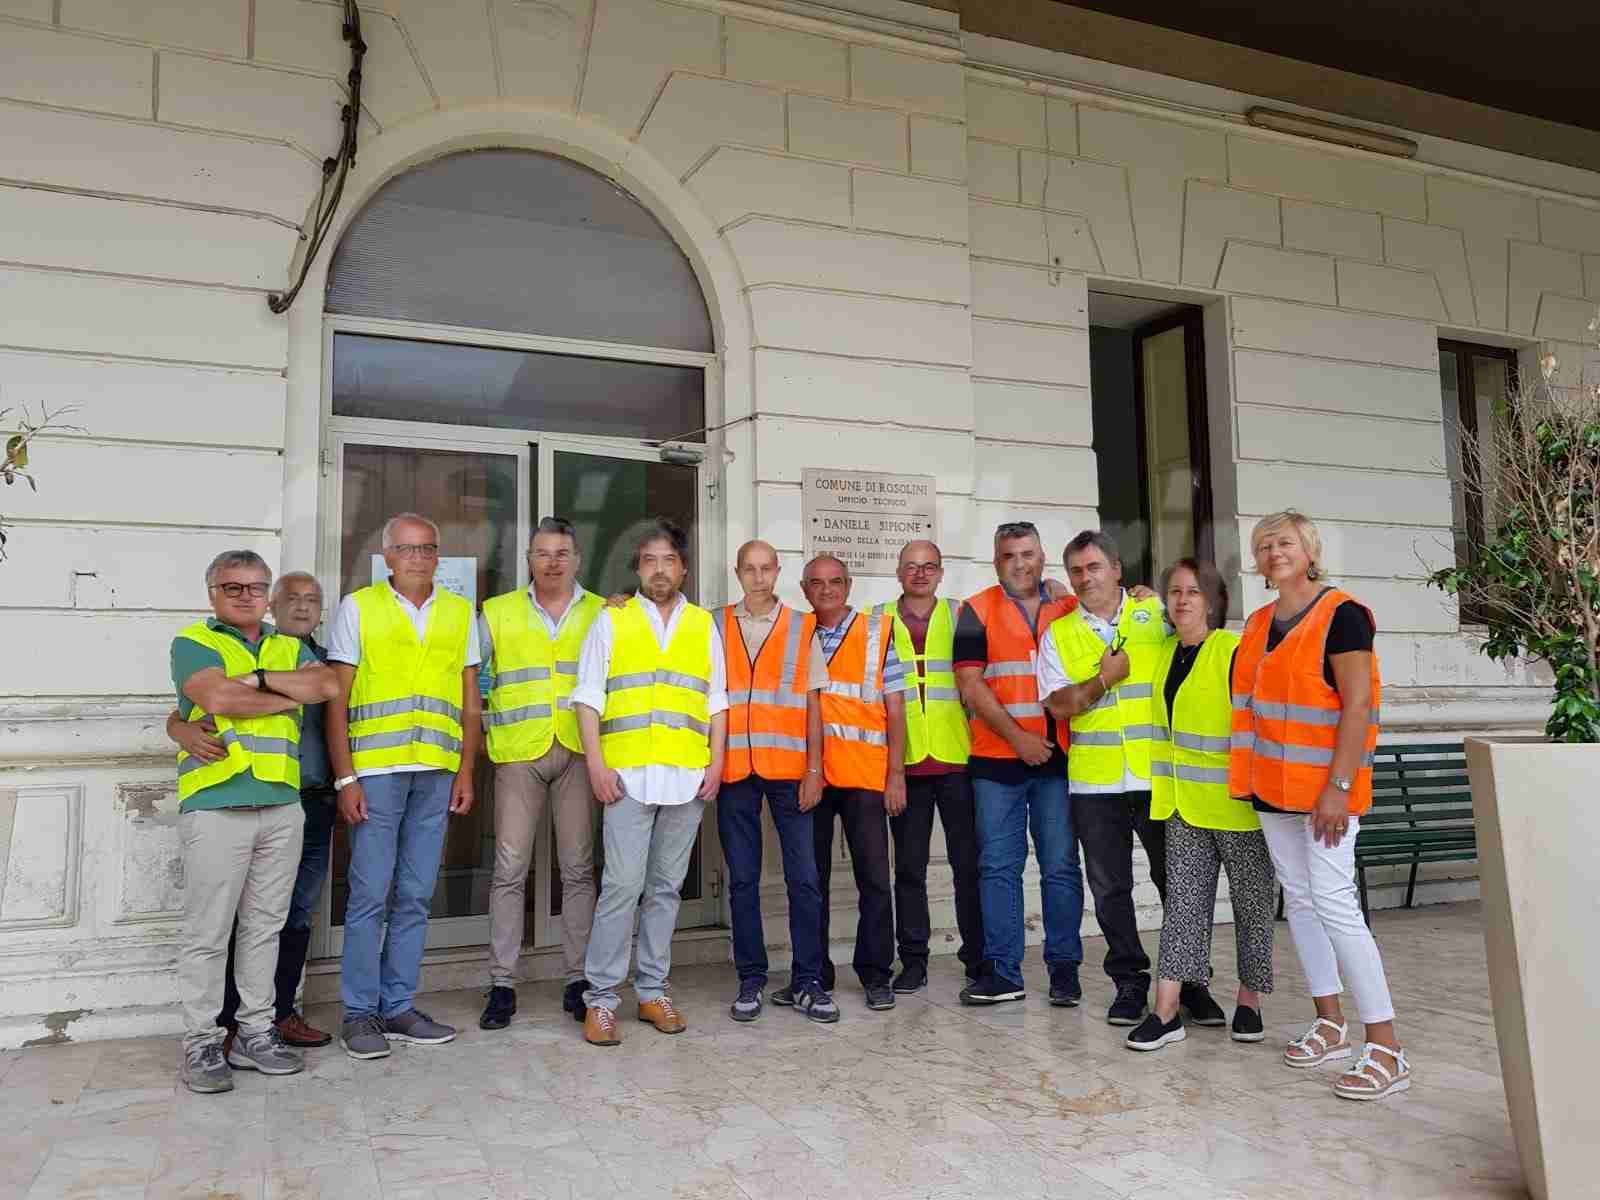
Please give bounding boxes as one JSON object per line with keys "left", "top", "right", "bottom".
{"left": 1257, "top": 811, "right": 1395, "bottom": 1025}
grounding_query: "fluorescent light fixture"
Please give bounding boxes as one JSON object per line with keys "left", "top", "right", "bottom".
{"left": 1246, "top": 106, "right": 1418, "bottom": 158}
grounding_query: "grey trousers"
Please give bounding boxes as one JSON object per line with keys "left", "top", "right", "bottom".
{"left": 487, "top": 744, "right": 597, "bottom": 986}
{"left": 177, "top": 802, "right": 305, "bottom": 1046}
{"left": 1156, "top": 812, "right": 1276, "bottom": 993}
{"left": 582, "top": 794, "right": 705, "bottom": 1012}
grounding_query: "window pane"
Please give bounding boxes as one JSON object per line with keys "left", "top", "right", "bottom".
{"left": 326, "top": 149, "right": 713, "bottom": 352}
{"left": 553, "top": 450, "right": 700, "bottom": 606}
{"left": 1439, "top": 348, "right": 1471, "bottom": 567}
{"left": 332, "top": 333, "right": 704, "bottom": 443}
{"left": 1141, "top": 325, "right": 1194, "bottom": 576}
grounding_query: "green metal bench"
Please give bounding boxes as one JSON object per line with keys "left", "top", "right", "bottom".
{"left": 1353, "top": 741, "right": 1476, "bottom": 919}
{"left": 1273, "top": 740, "right": 1477, "bottom": 922}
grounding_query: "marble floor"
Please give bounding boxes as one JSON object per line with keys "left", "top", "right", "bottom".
{"left": 0, "top": 901, "right": 1523, "bottom": 1200}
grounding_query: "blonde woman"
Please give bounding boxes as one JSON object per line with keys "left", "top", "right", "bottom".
{"left": 1126, "top": 558, "right": 1276, "bottom": 1052}
{"left": 1230, "top": 511, "right": 1409, "bottom": 1100}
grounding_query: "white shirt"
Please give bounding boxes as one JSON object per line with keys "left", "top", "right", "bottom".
{"left": 571, "top": 592, "right": 729, "bottom": 807}
{"left": 328, "top": 578, "right": 482, "bottom": 778}
{"left": 1035, "top": 589, "right": 1150, "bottom": 795}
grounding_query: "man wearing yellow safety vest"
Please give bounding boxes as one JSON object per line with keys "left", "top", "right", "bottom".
{"left": 170, "top": 551, "right": 338, "bottom": 1093}
{"left": 478, "top": 517, "right": 605, "bottom": 1032}
{"left": 872, "top": 540, "right": 983, "bottom": 996}
{"left": 326, "top": 512, "right": 483, "bottom": 1061}
{"left": 571, "top": 518, "right": 727, "bottom": 1046}
{"left": 1040, "top": 531, "right": 1222, "bottom": 1028}
{"left": 801, "top": 554, "right": 911, "bottom": 1013}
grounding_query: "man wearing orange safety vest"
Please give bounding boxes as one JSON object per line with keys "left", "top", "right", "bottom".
{"left": 718, "top": 540, "right": 837, "bottom": 1025}
{"left": 953, "top": 521, "right": 1083, "bottom": 1008}
{"left": 800, "top": 554, "right": 913, "bottom": 1013}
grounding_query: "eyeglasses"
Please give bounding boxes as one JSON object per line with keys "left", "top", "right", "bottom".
{"left": 210, "top": 582, "right": 269, "bottom": 598}
{"left": 390, "top": 543, "right": 439, "bottom": 558}
{"left": 902, "top": 562, "right": 942, "bottom": 575}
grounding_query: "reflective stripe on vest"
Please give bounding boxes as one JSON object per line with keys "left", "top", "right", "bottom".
{"left": 722, "top": 603, "right": 815, "bottom": 783}
{"left": 964, "top": 585, "right": 1074, "bottom": 760}
{"left": 598, "top": 599, "right": 713, "bottom": 770}
{"left": 819, "top": 608, "right": 892, "bottom": 790}
{"left": 483, "top": 590, "right": 603, "bottom": 764}
{"left": 347, "top": 583, "right": 471, "bottom": 774}
{"left": 175, "top": 622, "right": 303, "bottom": 803}
{"left": 1149, "top": 630, "right": 1259, "bottom": 831}
{"left": 1050, "top": 596, "right": 1167, "bottom": 790}
{"left": 873, "top": 597, "right": 969, "bottom": 767}
{"left": 1228, "top": 590, "right": 1382, "bottom": 815}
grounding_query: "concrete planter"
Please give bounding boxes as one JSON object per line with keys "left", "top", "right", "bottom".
{"left": 1465, "top": 737, "right": 1600, "bottom": 1200}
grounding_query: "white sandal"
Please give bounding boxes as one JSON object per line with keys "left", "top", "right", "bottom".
{"left": 1283, "top": 1017, "right": 1353, "bottom": 1068}
{"left": 1334, "top": 1043, "right": 1411, "bottom": 1101}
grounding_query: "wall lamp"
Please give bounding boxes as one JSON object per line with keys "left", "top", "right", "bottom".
{"left": 1245, "top": 106, "right": 1418, "bottom": 158}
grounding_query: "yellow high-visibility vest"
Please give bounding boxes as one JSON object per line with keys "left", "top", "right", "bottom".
{"left": 1150, "top": 630, "right": 1258, "bottom": 830}
{"left": 599, "top": 598, "right": 713, "bottom": 769}
{"left": 175, "top": 622, "right": 302, "bottom": 803}
{"left": 483, "top": 589, "right": 602, "bottom": 763}
{"left": 874, "top": 598, "right": 969, "bottom": 766}
{"left": 348, "top": 583, "right": 471, "bottom": 773}
{"left": 1049, "top": 595, "right": 1167, "bottom": 788}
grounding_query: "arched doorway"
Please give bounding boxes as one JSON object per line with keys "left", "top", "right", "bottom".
{"left": 315, "top": 148, "right": 721, "bottom": 957}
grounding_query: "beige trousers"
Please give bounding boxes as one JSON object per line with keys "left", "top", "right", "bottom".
{"left": 177, "top": 802, "right": 305, "bottom": 1045}
{"left": 488, "top": 742, "right": 598, "bottom": 985}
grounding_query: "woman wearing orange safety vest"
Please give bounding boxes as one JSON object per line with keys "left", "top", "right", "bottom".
{"left": 1231, "top": 510, "right": 1409, "bottom": 1101}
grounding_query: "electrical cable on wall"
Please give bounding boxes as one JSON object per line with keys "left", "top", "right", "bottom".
{"left": 268, "top": 0, "right": 367, "bottom": 314}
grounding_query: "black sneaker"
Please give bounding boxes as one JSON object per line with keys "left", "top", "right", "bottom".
{"left": 892, "top": 963, "right": 927, "bottom": 994}
{"left": 770, "top": 985, "right": 795, "bottom": 1007}
{"left": 1180, "top": 983, "right": 1227, "bottom": 1027}
{"left": 730, "top": 979, "right": 764, "bottom": 1023}
{"left": 791, "top": 985, "right": 840, "bottom": 1023}
{"left": 865, "top": 985, "right": 896, "bottom": 1011}
{"left": 1048, "top": 962, "right": 1082, "bottom": 1007}
{"left": 1107, "top": 982, "right": 1148, "bottom": 1026}
{"left": 479, "top": 986, "right": 516, "bottom": 1031}
{"left": 563, "top": 979, "right": 589, "bottom": 1023}
{"left": 1125, "top": 1011, "right": 1186, "bottom": 1052}
{"left": 1231, "top": 1005, "right": 1265, "bottom": 1043}
{"left": 959, "top": 974, "right": 1026, "bottom": 1006}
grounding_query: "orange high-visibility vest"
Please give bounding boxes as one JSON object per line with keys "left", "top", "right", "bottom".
{"left": 1229, "top": 589, "right": 1382, "bottom": 814}
{"left": 722, "top": 603, "right": 816, "bottom": 783}
{"left": 963, "top": 585, "right": 1074, "bottom": 760}
{"left": 819, "top": 608, "right": 894, "bottom": 790}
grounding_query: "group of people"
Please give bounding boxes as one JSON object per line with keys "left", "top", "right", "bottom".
{"left": 168, "top": 507, "right": 1410, "bottom": 1104}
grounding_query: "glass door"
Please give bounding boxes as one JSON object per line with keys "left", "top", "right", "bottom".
{"left": 540, "top": 440, "right": 721, "bottom": 929}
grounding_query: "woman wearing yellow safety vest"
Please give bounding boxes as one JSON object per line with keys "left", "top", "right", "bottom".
{"left": 1125, "top": 558, "right": 1277, "bottom": 1053}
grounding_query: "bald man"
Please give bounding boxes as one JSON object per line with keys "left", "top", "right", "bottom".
{"left": 718, "top": 541, "right": 837, "bottom": 1023}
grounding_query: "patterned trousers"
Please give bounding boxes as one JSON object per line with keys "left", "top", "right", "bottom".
{"left": 1156, "top": 812, "right": 1276, "bottom": 992}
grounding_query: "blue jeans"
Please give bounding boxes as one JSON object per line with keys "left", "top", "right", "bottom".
{"left": 340, "top": 770, "right": 452, "bottom": 1019}
{"left": 287, "top": 790, "right": 336, "bottom": 932}
{"left": 972, "top": 774, "right": 1083, "bottom": 987}
{"left": 717, "top": 775, "right": 823, "bottom": 990}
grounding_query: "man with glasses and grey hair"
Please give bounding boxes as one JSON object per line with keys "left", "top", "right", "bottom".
{"left": 326, "top": 512, "right": 482, "bottom": 1060}
{"left": 477, "top": 517, "right": 605, "bottom": 1032}
{"left": 170, "top": 551, "right": 338, "bottom": 1092}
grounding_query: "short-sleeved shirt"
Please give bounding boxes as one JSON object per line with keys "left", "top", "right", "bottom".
{"left": 171, "top": 619, "right": 317, "bottom": 812}
{"left": 813, "top": 608, "right": 914, "bottom": 697}
{"left": 1250, "top": 591, "right": 1376, "bottom": 814}
{"left": 896, "top": 598, "right": 962, "bottom": 778}
{"left": 953, "top": 588, "right": 1069, "bottom": 784}
{"left": 729, "top": 599, "right": 829, "bottom": 693}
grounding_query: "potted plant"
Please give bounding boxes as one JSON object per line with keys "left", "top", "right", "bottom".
{"left": 1427, "top": 311, "right": 1600, "bottom": 1200}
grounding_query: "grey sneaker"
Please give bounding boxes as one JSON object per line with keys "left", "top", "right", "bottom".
{"left": 227, "top": 1026, "right": 304, "bottom": 1075}
{"left": 180, "top": 1038, "right": 233, "bottom": 1093}
{"left": 383, "top": 1008, "right": 457, "bottom": 1045}
{"left": 341, "top": 1014, "right": 392, "bottom": 1060}
{"left": 791, "top": 985, "right": 840, "bottom": 1024}
{"left": 730, "top": 979, "right": 764, "bottom": 1022}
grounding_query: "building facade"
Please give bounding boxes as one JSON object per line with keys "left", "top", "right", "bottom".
{"left": 0, "top": 0, "right": 1583, "bottom": 1046}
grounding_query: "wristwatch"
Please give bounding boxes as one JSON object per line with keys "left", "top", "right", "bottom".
{"left": 1332, "top": 776, "right": 1354, "bottom": 793}
{"left": 334, "top": 775, "right": 359, "bottom": 792}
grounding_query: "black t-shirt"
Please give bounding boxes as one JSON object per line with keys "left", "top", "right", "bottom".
{"left": 1250, "top": 592, "right": 1375, "bottom": 813}
{"left": 953, "top": 594, "right": 1069, "bottom": 783}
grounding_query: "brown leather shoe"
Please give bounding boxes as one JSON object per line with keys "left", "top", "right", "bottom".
{"left": 637, "top": 996, "right": 686, "bottom": 1034}
{"left": 275, "top": 1012, "right": 333, "bottom": 1048}
{"left": 584, "top": 1005, "right": 621, "bottom": 1047}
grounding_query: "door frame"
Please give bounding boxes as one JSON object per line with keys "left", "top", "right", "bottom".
{"left": 310, "top": 315, "right": 726, "bottom": 958}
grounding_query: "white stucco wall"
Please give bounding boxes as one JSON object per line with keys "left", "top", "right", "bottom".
{"left": 0, "top": 0, "right": 1590, "bottom": 1043}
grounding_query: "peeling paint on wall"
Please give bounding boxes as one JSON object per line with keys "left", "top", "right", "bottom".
{"left": 21, "top": 1007, "right": 90, "bottom": 1047}
{"left": 116, "top": 782, "right": 176, "bottom": 822}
